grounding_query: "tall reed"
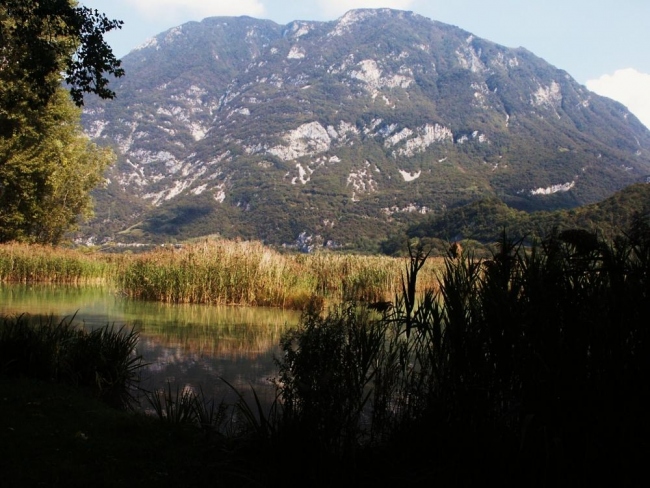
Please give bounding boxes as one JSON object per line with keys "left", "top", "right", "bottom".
{"left": 0, "top": 242, "right": 123, "bottom": 283}
{"left": 271, "top": 219, "right": 650, "bottom": 485}
{"left": 1, "top": 239, "right": 444, "bottom": 308}
{"left": 118, "top": 239, "right": 443, "bottom": 308}
{"left": 118, "top": 240, "right": 313, "bottom": 307}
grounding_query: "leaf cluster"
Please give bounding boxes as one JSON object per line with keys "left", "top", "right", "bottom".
{"left": 0, "top": 0, "right": 123, "bottom": 132}
{"left": 0, "top": 89, "right": 115, "bottom": 244}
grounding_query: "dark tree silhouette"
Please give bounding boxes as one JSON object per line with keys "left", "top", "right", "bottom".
{"left": 0, "top": 0, "right": 124, "bottom": 136}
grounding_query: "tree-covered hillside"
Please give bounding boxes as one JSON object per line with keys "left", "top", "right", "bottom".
{"left": 79, "top": 9, "right": 650, "bottom": 250}
{"left": 403, "top": 183, "right": 650, "bottom": 249}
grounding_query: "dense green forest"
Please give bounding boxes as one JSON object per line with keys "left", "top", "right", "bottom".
{"left": 380, "top": 182, "right": 650, "bottom": 255}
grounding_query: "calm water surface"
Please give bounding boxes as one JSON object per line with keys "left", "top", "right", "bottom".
{"left": 0, "top": 284, "right": 301, "bottom": 405}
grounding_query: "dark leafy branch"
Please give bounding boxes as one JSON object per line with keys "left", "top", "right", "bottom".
{"left": 65, "top": 6, "right": 125, "bottom": 105}
{"left": 0, "top": 0, "right": 124, "bottom": 126}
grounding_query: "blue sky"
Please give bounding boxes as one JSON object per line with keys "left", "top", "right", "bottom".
{"left": 83, "top": 0, "right": 650, "bottom": 128}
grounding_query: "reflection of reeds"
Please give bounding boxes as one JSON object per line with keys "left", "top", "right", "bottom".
{"left": 137, "top": 320, "right": 291, "bottom": 359}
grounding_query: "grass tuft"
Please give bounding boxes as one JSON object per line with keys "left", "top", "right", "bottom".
{"left": 0, "top": 315, "right": 143, "bottom": 409}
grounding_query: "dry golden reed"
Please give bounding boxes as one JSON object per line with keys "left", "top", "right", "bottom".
{"left": 118, "top": 240, "right": 443, "bottom": 308}
{"left": 1, "top": 239, "right": 443, "bottom": 308}
{"left": 0, "top": 242, "right": 121, "bottom": 284}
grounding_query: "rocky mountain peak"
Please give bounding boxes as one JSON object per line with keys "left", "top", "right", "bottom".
{"left": 79, "top": 9, "right": 650, "bottom": 249}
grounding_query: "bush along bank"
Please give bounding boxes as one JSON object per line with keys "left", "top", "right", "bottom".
{"left": 263, "top": 217, "right": 650, "bottom": 486}
{"left": 2, "top": 215, "right": 650, "bottom": 486}
{"left": 0, "top": 315, "right": 142, "bottom": 409}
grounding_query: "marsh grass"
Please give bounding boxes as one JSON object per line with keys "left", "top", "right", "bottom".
{"left": 0, "top": 242, "right": 122, "bottom": 283}
{"left": 270, "top": 219, "right": 650, "bottom": 485}
{"left": 221, "top": 377, "right": 282, "bottom": 441}
{"left": 1, "top": 240, "right": 443, "bottom": 309}
{"left": 279, "top": 299, "right": 388, "bottom": 445}
{"left": 144, "top": 379, "right": 280, "bottom": 444}
{"left": 145, "top": 382, "right": 228, "bottom": 433}
{"left": 118, "top": 239, "right": 443, "bottom": 308}
{"left": 0, "top": 314, "right": 143, "bottom": 409}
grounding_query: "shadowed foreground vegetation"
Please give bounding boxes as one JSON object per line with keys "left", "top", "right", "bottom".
{"left": 256, "top": 218, "right": 650, "bottom": 485}
{"left": 2, "top": 216, "right": 650, "bottom": 486}
{"left": 0, "top": 316, "right": 142, "bottom": 409}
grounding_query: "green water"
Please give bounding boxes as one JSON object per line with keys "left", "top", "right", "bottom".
{"left": 0, "top": 284, "right": 301, "bottom": 405}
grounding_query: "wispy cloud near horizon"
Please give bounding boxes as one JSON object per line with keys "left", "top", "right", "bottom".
{"left": 587, "top": 68, "right": 650, "bottom": 130}
{"left": 125, "top": 0, "right": 266, "bottom": 23}
{"left": 316, "top": 0, "right": 415, "bottom": 18}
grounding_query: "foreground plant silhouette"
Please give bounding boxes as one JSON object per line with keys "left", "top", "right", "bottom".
{"left": 4, "top": 217, "right": 649, "bottom": 486}
{"left": 0, "top": 315, "right": 142, "bottom": 409}
{"left": 268, "top": 218, "right": 650, "bottom": 486}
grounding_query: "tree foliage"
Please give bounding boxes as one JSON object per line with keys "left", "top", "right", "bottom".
{"left": 0, "top": 0, "right": 124, "bottom": 137}
{"left": 0, "top": 89, "right": 115, "bottom": 244}
{"left": 404, "top": 183, "right": 650, "bottom": 248}
{"left": 0, "top": 1, "right": 122, "bottom": 244}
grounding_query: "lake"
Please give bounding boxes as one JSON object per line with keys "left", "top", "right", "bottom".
{"left": 0, "top": 283, "right": 301, "bottom": 407}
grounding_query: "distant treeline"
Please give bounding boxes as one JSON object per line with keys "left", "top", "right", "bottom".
{"left": 383, "top": 182, "right": 650, "bottom": 255}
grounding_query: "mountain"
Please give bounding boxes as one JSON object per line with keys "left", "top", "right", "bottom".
{"left": 79, "top": 9, "right": 650, "bottom": 250}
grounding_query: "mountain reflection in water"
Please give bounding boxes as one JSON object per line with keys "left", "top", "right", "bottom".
{"left": 0, "top": 284, "right": 300, "bottom": 405}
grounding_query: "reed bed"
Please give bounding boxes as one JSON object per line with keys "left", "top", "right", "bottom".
{"left": 118, "top": 240, "right": 313, "bottom": 307}
{"left": 0, "top": 242, "right": 123, "bottom": 284}
{"left": 118, "top": 239, "right": 444, "bottom": 308}
{"left": 266, "top": 223, "right": 650, "bottom": 485}
{"left": 1, "top": 239, "right": 444, "bottom": 308}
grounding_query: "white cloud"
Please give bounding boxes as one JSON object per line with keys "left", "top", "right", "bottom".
{"left": 586, "top": 68, "right": 650, "bottom": 130}
{"left": 126, "top": 0, "right": 265, "bottom": 23}
{"left": 317, "top": 0, "right": 416, "bottom": 18}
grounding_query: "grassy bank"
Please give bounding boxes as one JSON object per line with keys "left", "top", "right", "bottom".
{"left": 0, "top": 242, "right": 123, "bottom": 284}
{"left": 2, "top": 219, "right": 650, "bottom": 485}
{"left": 0, "top": 239, "right": 443, "bottom": 308}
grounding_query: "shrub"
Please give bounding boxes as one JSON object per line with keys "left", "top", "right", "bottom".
{"left": 271, "top": 216, "right": 650, "bottom": 484}
{"left": 0, "top": 315, "right": 143, "bottom": 409}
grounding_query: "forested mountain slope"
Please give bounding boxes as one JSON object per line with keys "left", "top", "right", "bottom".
{"left": 79, "top": 9, "right": 650, "bottom": 249}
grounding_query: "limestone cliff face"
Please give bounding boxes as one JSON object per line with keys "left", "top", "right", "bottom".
{"left": 80, "top": 9, "right": 650, "bottom": 248}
